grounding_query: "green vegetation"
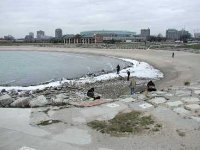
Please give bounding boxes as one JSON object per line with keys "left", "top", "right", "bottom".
{"left": 88, "top": 111, "right": 160, "bottom": 136}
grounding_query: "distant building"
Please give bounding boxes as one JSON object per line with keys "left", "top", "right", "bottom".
{"left": 37, "top": 30, "right": 45, "bottom": 39}
{"left": 29, "top": 32, "right": 34, "bottom": 39}
{"left": 141, "top": 28, "right": 150, "bottom": 38}
{"left": 166, "top": 29, "right": 191, "bottom": 41}
{"left": 55, "top": 28, "right": 62, "bottom": 39}
{"left": 63, "top": 34, "right": 103, "bottom": 44}
{"left": 194, "top": 33, "right": 200, "bottom": 39}
{"left": 63, "top": 30, "right": 145, "bottom": 44}
{"left": 166, "top": 29, "right": 179, "bottom": 40}
{"left": 80, "top": 30, "right": 137, "bottom": 42}
{"left": 81, "top": 30, "right": 136, "bottom": 37}
{"left": 157, "top": 33, "right": 163, "bottom": 38}
{"left": 179, "top": 29, "right": 190, "bottom": 39}
{"left": 25, "top": 32, "right": 34, "bottom": 42}
{"left": 4, "top": 35, "right": 15, "bottom": 41}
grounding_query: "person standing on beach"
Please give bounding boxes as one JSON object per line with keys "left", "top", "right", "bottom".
{"left": 129, "top": 78, "right": 136, "bottom": 95}
{"left": 127, "top": 70, "right": 130, "bottom": 81}
{"left": 172, "top": 52, "right": 174, "bottom": 58}
{"left": 116, "top": 65, "right": 120, "bottom": 74}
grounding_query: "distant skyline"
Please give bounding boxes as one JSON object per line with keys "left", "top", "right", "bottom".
{"left": 0, "top": 0, "right": 200, "bottom": 38}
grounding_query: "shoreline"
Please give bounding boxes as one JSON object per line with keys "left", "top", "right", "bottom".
{"left": 0, "top": 47, "right": 163, "bottom": 91}
{"left": 0, "top": 45, "right": 200, "bottom": 90}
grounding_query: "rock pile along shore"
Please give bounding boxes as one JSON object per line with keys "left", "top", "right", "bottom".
{"left": 0, "top": 77, "right": 200, "bottom": 124}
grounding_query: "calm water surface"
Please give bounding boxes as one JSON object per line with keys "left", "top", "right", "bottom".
{"left": 0, "top": 51, "right": 131, "bottom": 86}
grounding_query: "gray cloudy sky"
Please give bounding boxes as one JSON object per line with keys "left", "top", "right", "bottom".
{"left": 0, "top": 0, "right": 200, "bottom": 38}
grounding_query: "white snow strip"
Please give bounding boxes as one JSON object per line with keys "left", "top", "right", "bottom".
{"left": 0, "top": 58, "right": 163, "bottom": 91}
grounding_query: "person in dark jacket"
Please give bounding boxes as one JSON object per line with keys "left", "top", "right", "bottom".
{"left": 172, "top": 52, "right": 174, "bottom": 58}
{"left": 147, "top": 80, "right": 157, "bottom": 92}
{"left": 127, "top": 70, "right": 130, "bottom": 81}
{"left": 87, "top": 88, "right": 100, "bottom": 100}
{"left": 87, "top": 88, "right": 95, "bottom": 98}
{"left": 116, "top": 65, "right": 120, "bottom": 74}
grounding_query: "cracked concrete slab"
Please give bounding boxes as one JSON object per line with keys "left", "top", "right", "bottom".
{"left": 175, "top": 90, "right": 192, "bottom": 97}
{"left": 181, "top": 97, "right": 200, "bottom": 104}
{"left": 166, "top": 101, "right": 183, "bottom": 108}
{"left": 173, "top": 107, "right": 190, "bottom": 116}
{"left": 53, "top": 128, "right": 91, "bottom": 145}
{"left": 185, "top": 104, "right": 200, "bottom": 111}
{"left": 149, "top": 97, "right": 167, "bottom": 105}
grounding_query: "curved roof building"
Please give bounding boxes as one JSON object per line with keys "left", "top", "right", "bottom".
{"left": 80, "top": 30, "right": 136, "bottom": 37}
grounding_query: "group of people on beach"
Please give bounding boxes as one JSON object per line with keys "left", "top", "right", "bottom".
{"left": 87, "top": 63, "right": 157, "bottom": 100}
{"left": 88, "top": 52, "right": 176, "bottom": 99}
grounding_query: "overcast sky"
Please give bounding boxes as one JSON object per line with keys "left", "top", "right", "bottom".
{"left": 0, "top": 0, "right": 200, "bottom": 38}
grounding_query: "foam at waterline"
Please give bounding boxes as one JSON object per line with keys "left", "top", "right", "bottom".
{"left": 0, "top": 58, "right": 163, "bottom": 91}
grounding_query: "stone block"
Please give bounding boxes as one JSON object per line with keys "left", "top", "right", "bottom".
{"left": 137, "top": 94, "right": 147, "bottom": 100}
{"left": 155, "top": 91, "right": 167, "bottom": 95}
{"left": 69, "top": 99, "right": 112, "bottom": 107}
{"left": 164, "top": 93, "right": 174, "bottom": 97}
{"left": 29, "top": 95, "right": 48, "bottom": 107}
{"left": 185, "top": 104, "right": 200, "bottom": 111}
{"left": 191, "top": 116, "right": 200, "bottom": 122}
{"left": 194, "top": 90, "right": 200, "bottom": 95}
{"left": 128, "top": 102, "right": 154, "bottom": 112}
{"left": 0, "top": 94, "right": 14, "bottom": 107}
{"left": 175, "top": 90, "right": 191, "bottom": 97}
{"left": 52, "top": 95, "right": 68, "bottom": 105}
{"left": 120, "top": 97, "right": 135, "bottom": 103}
{"left": 10, "top": 97, "right": 31, "bottom": 108}
{"left": 149, "top": 97, "right": 167, "bottom": 105}
{"left": 106, "top": 103, "right": 120, "bottom": 108}
{"left": 166, "top": 101, "right": 183, "bottom": 108}
{"left": 181, "top": 97, "right": 200, "bottom": 104}
{"left": 173, "top": 107, "right": 190, "bottom": 115}
{"left": 139, "top": 103, "right": 153, "bottom": 109}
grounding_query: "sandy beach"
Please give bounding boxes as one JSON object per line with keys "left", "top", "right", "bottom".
{"left": 0, "top": 46, "right": 200, "bottom": 89}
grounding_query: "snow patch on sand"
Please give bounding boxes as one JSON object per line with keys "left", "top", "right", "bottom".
{"left": 0, "top": 58, "right": 163, "bottom": 91}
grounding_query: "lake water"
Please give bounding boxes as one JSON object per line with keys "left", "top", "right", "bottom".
{"left": 0, "top": 51, "right": 131, "bottom": 86}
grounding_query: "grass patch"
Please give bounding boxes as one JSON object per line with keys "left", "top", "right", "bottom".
{"left": 37, "top": 120, "right": 62, "bottom": 126}
{"left": 88, "top": 111, "right": 159, "bottom": 136}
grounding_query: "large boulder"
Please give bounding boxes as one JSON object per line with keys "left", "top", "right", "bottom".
{"left": 29, "top": 95, "right": 48, "bottom": 107}
{"left": 52, "top": 94, "right": 69, "bottom": 105}
{"left": 0, "top": 94, "right": 14, "bottom": 107}
{"left": 10, "top": 97, "right": 31, "bottom": 108}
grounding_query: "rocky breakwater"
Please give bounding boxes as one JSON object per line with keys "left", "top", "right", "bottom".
{"left": 0, "top": 82, "right": 88, "bottom": 108}
{"left": 0, "top": 77, "right": 146, "bottom": 108}
{"left": 1, "top": 79, "right": 200, "bottom": 123}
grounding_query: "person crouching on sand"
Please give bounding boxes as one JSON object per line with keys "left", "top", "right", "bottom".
{"left": 87, "top": 88, "right": 101, "bottom": 100}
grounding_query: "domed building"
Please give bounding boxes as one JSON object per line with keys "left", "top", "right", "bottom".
{"left": 63, "top": 30, "right": 141, "bottom": 44}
